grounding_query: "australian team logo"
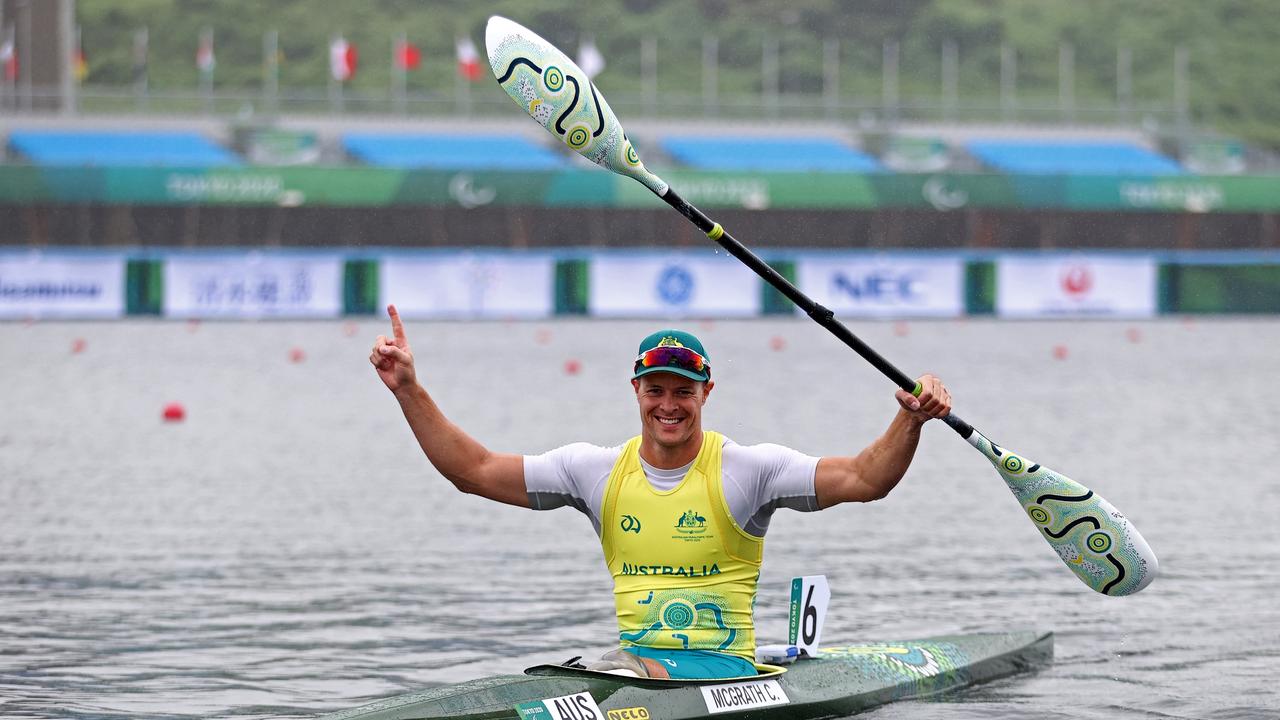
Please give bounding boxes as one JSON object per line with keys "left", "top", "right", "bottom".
{"left": 675, "top": 509, "right": 707, "bottom": 534}
{"left": 621, "top": 514, "right": 642, "bottom": 534}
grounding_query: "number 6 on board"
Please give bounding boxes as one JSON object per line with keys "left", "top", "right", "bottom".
{"left": 788, "top": 575, "right": 831, "bottom": 657}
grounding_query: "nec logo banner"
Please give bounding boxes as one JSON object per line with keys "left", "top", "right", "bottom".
{"left": 795, "top": 254, "right": 964, "bottom": 318}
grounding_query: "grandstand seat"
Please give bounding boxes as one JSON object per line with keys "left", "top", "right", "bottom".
{"left": 342, "top": 133, "right": 564, "bottom": 170}
{"left": 965, "top": 139, "right": 1182, "bottom": 174}
{"left": 7, "top": 131, "right": 241, "bottom": 166}
{"left": 660, "top": 136, "right": 883, "bottom": 172}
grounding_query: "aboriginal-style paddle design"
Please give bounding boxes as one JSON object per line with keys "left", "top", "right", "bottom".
{"left": 484, "top": 15, "right": 1157, "bottom": 596}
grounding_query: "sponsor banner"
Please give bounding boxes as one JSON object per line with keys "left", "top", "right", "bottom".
{"left": 589, "top": 254, "right": 760, "bottom": 317}
{"left": 795, "top": 254, "right": 964, "bottom": 317}
{"left": 0, "top": 252, "right": 125, "bottom": 319}
{"left": 996, "top": 255, "right": 1157, "bottom": 318}
{"left": 381, "top": 253, "right": 554, "bottom": 319}
{"left": 700, "top": 679, "right": 789, "bottom": 714}
{"left": 164, "top": 253, "right": 343, "bottom": 318}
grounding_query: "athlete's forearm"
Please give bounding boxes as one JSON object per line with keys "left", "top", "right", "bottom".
{"left": 817, "top": 408, "right": 926, "bottom": 507}
{"left": 393, "top": 383, "right": 497, "bottom": 493}
{"left": 854, "top": 409, "right": 926, "bottom": 500}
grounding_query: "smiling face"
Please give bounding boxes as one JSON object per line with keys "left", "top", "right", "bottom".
{"left": 632, "top": 372, "right": 714, "bottom": 468}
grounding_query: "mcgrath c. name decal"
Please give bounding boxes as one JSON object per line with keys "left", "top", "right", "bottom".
{"left": 699, "top": 678, "right": 789, "bottom": 714}
{"left": 514, "top": 691, "right": 604, "bottom": 720}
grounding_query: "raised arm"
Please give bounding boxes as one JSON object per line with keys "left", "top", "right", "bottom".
{"left": 371, "top": 304, "right": 530, "bottom": 508}
{"left": 814, "top": 374, "right": 951, "bottom": 509}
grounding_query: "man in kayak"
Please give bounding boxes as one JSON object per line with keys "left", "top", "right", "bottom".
{"left": 371, "top": 305, "right": 951, "bottom": 680}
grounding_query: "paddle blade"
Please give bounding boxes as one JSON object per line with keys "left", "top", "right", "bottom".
{"left": 966, "top": 431, "right": 1158, "bottom": 596}
{"left": 485, "top": 16, "right": 668, "bottom": 195}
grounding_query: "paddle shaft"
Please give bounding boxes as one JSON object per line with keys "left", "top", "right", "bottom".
{"left": 659, "top": 187, "right": 975, "bottom": 439}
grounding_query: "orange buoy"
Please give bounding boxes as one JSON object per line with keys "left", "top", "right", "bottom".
{"left": 162, "top": 403, "right": 186, "bottom": 422}
{"left": 70, "top": 338, "right": 87, "bottom": 354}
{"left": 769, "top": 335, "right": 786, "bottom": 351}
{"left": 893, "top": 321, "right": 910, "bottom": 337}
{"left": 563, "top": 358, "right": 582, "bottom": 375}
{"left": 534, "top": 328, "right": 553, "bottom": 345}
{"left": 1052, "top": 345, "right": 1069, "bottom": 360}
{"left": 289, "top": 347, "right": 306, "bottom": 363}
{"left": 1125, "top": 327, "right": 1142, "bottom": 343}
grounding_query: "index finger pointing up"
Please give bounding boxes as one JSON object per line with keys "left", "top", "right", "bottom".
{"left": 387, "top": 304, "right": 406, "bottom": 341}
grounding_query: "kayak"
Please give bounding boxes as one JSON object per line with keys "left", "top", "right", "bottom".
{"left": 319, "top": 631, "right": 1052, "bottom": 720}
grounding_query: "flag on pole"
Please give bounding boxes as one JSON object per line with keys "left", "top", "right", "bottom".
{"left": 576, "top": 36, "right": 605, "bottom": 79}
{"left": 1, "top": 25, "right": 17, "bottom": 82}
{"left": 196, "top": 28, "right": 215, "bottom": 74}
{"left": 330, "top": 35, "right": 358, "bottom": 81}
{"left": 395, "top": 38, "right": 421, "bottom": 71}
{"left": 456, "top": 36, "right": 482, "bottom": 81}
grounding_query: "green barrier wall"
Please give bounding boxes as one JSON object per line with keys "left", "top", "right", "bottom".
{"left": 343, "top": 260, "right": 379, "bottom": 315}
{"left": 125, "top": 259, "right": 162, "bottom": 315}
{"left": 4, "top": 165, "right": 1280, "bottom": 211}
{"left": 1164, "top": 264, "right": 1280, "bottom": 313}
{"left": 964, "top": 261, "right": 997, "bottom": 315}
{"left": 554, "top": 259, "right": 590, "bottom": 315}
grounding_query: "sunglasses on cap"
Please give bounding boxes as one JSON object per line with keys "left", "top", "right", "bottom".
{"left": 634, "top": 345, "right": 710, "bottom": 377}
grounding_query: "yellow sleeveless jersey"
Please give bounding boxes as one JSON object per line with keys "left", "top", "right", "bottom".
{"left": 600, "top": 431, "right": 763, "bottom": 660}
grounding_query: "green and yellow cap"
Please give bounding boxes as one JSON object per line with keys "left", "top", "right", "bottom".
{"left": 632, "top": 329, "right": 711, "bottom": 382}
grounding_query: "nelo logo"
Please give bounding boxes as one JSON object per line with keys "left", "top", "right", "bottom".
{"left": 1060, "top": 265, "right": 1094, "bottom": 297}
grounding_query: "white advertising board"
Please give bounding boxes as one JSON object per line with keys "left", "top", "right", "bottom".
{"left": 0, "top": 252, "right": 125, "bottom": 319}
{"left": 589, "top": 254, "right": 761, "bottom": 318}
{"left": 164, "top": 253, "right": 343, "bottom": 318}
{"left": 380, "top": 253, "right": 554, "bottom": 319}
{"left": 795, "top": 254, "right": 964, "bottom": 317}
{"left": 996, "top": 255, "right": 1157, "bottom": 318}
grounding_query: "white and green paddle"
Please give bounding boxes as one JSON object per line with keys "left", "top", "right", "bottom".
{"left": 484, "top": 16, "right": 1157, "bottom": 596}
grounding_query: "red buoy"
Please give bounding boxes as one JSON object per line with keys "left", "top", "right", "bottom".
{"left": 70, "top": 338, "right": 87, "bottom": 354}
{"left": 162, "top": 403, "right": 186, "bottom": 422}
{"left": 769, "top": 336, "right": 786, "bottom": 351}
{"left": 289, "top": 347, "right": 306, "bottom": 363}
{"left": 1125, "top": 327, "right": 1143, "bottom": 344}
{"left": 563, "top": 358, "right": 582, "bottom": 375}
{"left": 1052, "top": 345, "right": 1069, "bottom": 360}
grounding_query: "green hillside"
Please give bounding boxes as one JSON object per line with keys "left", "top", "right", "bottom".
{"left": 75, "top": 0, "right": 1280, "bottom": 148}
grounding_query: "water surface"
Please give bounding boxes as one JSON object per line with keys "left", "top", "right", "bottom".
{"left": 1, "top": 318, "right": 1276, "bottom": 719}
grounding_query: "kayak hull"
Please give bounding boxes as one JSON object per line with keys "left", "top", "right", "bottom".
{"left": 319, "top": 631, "right": 1053, "bottom": 720}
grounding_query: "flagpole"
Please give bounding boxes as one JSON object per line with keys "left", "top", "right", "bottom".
{"left": 263, "top": 29, "right": 278, "bottom": 117}
{"left": 134, "top": 26, "right": 148, "bottom": 111}
{"left": 199, "top": 27, "right": 214, "bottom": 115}
{"left": 329, "top": 34, "right": 342, "bottom": 114}
{"left": 393, "top": 31, "right": 406, "bottom": 115}
{"left": 59, "top": 0, "right": 76, "bottom": 115}
{"left": 641, "top": 36, "right": 656, "bottom": 118}
{"left": 823, "top": 37, "right": 838, "bottom": 121}
{"left": 0, "top": 0, "right": 5, "bottom": 110}
{"left": 18, "top": 0, "right": 31, "bottom": 111}
{"left": 702, "top": 34, "right": 717, "bottom": 118}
